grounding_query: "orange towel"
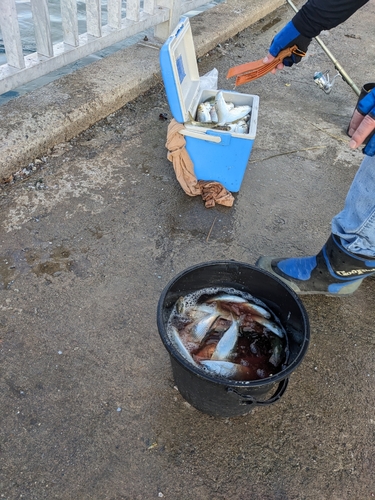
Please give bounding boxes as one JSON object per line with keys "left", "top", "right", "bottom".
{"left": 165, "top": 119, "right": 234, "bottom": 208}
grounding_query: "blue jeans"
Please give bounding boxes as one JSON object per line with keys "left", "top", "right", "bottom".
{"left": 332, "top": 155, "right": 375, "bottom": 258}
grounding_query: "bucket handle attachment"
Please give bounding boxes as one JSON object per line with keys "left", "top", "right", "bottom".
{"left": 226, "top": 378, "right": 289, "bottom": 406}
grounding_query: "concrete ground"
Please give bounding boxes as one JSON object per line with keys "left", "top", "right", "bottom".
{"left": 1, "top": 1, "right": 375, "bottom": 499}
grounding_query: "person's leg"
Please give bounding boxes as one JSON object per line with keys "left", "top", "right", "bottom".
{"left": 332, "top": 155, "right": 375, "bottom": 257}
{"left": 256, "top": 156, "right": 375, "bottom": 296}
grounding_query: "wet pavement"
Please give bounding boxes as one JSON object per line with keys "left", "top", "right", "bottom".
{"left": 1, "top": 1, "right": 375, "bottom": 499}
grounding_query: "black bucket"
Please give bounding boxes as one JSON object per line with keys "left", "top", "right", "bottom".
{"left": 157, "top": 261, "right": 310, "bottom": 418}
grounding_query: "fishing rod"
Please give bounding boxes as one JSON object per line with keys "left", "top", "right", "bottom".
{"left": 286, "top": 0, "right": 360, "bottom": 96}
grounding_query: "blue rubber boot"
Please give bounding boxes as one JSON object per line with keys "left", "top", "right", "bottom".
{"left": 256, "top": 234, "right": 375, "bottom": 296}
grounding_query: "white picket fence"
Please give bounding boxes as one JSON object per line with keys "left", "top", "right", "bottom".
{"left": 0, "top": 0, "right": 210, "bottom": 95}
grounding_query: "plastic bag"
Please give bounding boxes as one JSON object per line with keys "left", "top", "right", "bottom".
{"left": 199, "top": 68, "right": 218, "bottom": 91}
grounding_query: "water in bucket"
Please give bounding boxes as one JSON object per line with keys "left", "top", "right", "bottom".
{"left": 167, "top": 286, "right": 289, "bottom": 382}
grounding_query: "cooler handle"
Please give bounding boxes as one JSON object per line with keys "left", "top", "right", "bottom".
{"left": 226, "top": 377, "right": 289, "bottom": 406}
{"left": 179, "top": 129, "right": 221, "bottom": 143}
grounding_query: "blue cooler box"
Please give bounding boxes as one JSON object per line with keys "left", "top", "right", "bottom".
{"left": 160, "top": 17, "right": 259, "bottom": 192}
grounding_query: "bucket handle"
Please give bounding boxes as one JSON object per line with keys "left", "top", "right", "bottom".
{"left": 226, "top": 378, "right": 289, "bottom": 407}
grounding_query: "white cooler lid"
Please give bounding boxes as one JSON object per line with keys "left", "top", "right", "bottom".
{"left": 159, "top": 17, "right": 201, "bottom": 123}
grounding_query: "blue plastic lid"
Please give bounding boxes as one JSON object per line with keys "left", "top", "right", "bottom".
{"left": 159, "top": 17, "right": 201, "bottom": 123}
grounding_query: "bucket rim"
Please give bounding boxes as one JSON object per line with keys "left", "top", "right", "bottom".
{"left": 157, "top": 259, "right": 310, "bottom": 388}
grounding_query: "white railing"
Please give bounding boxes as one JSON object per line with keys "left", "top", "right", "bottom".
{"left": 0, "top": 0, "right": 210, "bottom": 95}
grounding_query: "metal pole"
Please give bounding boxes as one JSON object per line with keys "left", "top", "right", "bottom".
{"left": 286, "top": 0, "right": 360, "bottom": 96}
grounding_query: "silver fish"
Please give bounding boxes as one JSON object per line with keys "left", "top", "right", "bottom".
{"left": 252, "top": 315, "right": 285, "bottom": 338}
{"left": 190, "top": 312, "right": 220, "bottom": 342}
{"left": 196, "top": 102, "right": 212, "bottom": 123}
{"left": 170, "top": 326, "right": 198, "bottom": 366}
{"left": 187, "top": 304, "right": 217, "bottom": 319}
{"left": 225, "top": 106, "right": 251, "bottom": 124}
{"left": 220, "top": 120, "right": 249, "bottom": 133}
{"left": 230, "top": 119, "right": 249, "bottom": 134}
{"left": 215, "top": 91, "right": 230, "bottom": 126}
{"left": 211, "top": 319, "right": 239, "bottom": 361}
{"left": 215, "top": 91, "right": 251, "bottom": 125}
{"left": 176, "top": 298, "right": 216, "bottom": 318}
{"left": 207, "top": 294, "right": 271, "bottom": 319}
{"left": 206, "top": 293, "right": 246, "bottom": 304}
{"left": 200, "top": 360, "right": 251, "bottom": 380}
{"left": 243, "top": 303, "right": 271, "bottom": 319}
{"left": 209, "top": 105, "right": 218, "bottom": 123}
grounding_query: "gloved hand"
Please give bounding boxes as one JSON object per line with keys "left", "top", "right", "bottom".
{"left": 348, "top": 87, "right": 375, "bottom": 156}
{"left": 268, "top": 21, "right": 312, "bottom": 67}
